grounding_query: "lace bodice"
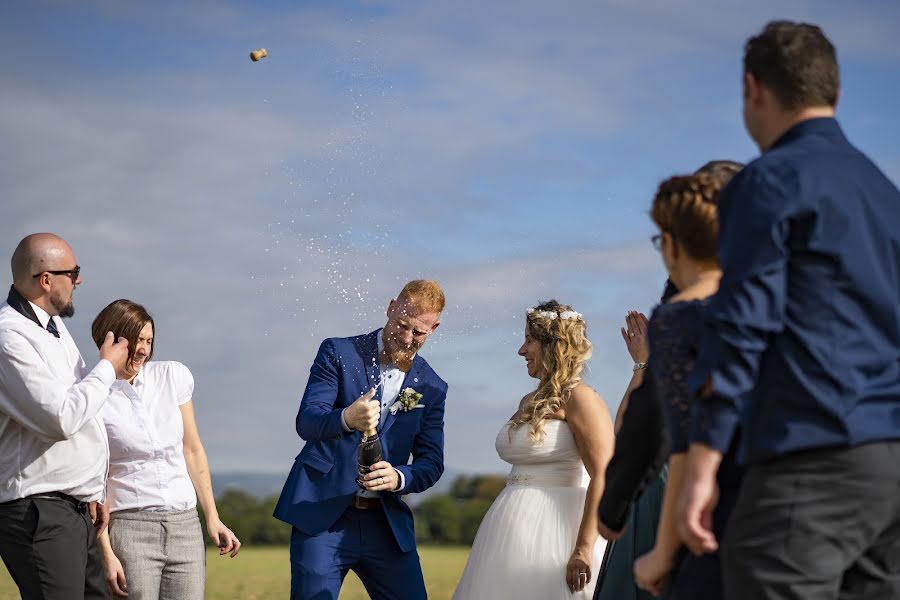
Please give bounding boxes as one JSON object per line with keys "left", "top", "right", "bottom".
{"left": 495, "top": 420, "right": 588, "bottom": 488}
{"left": 648, "top": 300, "right": 706, "bottom": 454}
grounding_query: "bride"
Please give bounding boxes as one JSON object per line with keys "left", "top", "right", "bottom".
{"left": 453, "top": 301, "right": 615, "bottom": 599}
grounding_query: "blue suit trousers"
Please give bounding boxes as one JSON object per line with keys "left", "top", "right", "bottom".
{"left": 290, "top": 506, "right": 427, "bottom": 600}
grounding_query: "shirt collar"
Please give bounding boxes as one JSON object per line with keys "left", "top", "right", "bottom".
{"left": 5, "top": 285, "right": 50, "bottom": 330}
{"left": 112, "top": 364, "right": 145, "bottom": 391}
{"left": 376, "top": 329, "right": 390, "bottom": 367}
{"left": 769, "top": 117, "right": 843, "bottom": 152}
{"left": 29, "top": 301, "right": 52, "bottom": 329}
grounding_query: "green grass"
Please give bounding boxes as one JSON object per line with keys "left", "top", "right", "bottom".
{"left": 0, "top": 545, "right": 469, "bottom": 599}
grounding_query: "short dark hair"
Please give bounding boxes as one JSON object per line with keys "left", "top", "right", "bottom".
{"left": 744, "top": 21, "right": 839, "bottom": 110}
{"left": 92, "top": 299, "right": 155, "bottom": 364}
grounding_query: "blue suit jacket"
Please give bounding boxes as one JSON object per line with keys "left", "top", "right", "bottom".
{"left": 273, "top": 329, "right": 447, "bottom": 552}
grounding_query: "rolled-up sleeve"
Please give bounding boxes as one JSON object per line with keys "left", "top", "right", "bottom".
{"left": 689, "top": 169, "right": 790, "bottom": 452}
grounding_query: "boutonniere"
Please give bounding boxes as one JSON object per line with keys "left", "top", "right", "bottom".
{"left": 389, "top": 387, "right": 424, "bottom": 415}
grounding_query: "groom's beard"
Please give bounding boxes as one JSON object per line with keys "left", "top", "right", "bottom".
{"left": 382, "top": 346, "right": 416, "bottom": 372}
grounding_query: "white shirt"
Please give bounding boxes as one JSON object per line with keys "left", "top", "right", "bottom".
{"left": 0, "top": 301, "right": 114, "bottom": 502}
{"left": 342, "top": 331, "right": 407, "bottom": 495}
{"left": 375, "top": 332, "right": 406, "bottom": 428}
{"left": 101, "top": 361, "right": 197, "bottom": 512}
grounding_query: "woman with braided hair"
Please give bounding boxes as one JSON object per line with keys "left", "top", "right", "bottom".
{"left": 631, "top": 173, "right": 745, "bottom": 599}
{"left": 453, "top": 301, "right": 614, "bottom": 599}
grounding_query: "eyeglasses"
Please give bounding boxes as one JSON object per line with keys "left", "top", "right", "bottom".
{"left": 32, "top": 266, "right": 81, "bottom": 284}
{"left": 650, "top": 234, "right": 663, "bottom": 251}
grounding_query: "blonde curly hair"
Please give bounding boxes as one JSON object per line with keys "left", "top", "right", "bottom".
{"left": 511, "top": 300, "right": 592, "bottom": 443}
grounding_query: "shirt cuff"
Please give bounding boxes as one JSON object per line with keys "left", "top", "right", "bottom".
{"left": 340, "top": 408, "right": 352, "bottom": 433}
{"left": 94, "top": 359, "right": 117, "bottom": 386}
{"left": 394, "top": 468, "right": 406, "bottom": 491}
{"left": 690, "top": 390, "right": 740, "bottom": 453}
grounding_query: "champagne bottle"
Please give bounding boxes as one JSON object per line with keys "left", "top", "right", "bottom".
{"left": 356, "top": 427, "right": 383, "bottom": 489}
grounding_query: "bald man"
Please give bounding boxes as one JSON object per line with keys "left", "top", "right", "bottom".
{"left": 0, "top": 233, "right": 129, "bottom": 600}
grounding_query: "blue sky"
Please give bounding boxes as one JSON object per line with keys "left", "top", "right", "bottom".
{"left": 2, "top": 1, "right": 899, "bottom": 478}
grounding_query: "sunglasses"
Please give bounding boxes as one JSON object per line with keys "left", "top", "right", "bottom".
{"left": 32, "top": 265, "right": 81, "bottom": 284}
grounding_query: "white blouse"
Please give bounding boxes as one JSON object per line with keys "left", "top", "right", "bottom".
{"left": 101, "top": 361, "right": 197, "bottom": 512}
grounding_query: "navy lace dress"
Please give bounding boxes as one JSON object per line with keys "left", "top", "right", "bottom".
{"left": 648, "top": 300, "right": 745, "bottom": 600}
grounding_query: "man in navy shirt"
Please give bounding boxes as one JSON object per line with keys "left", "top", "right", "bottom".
{"left": 679, "top": 21, "right": 900, "bottom": 600}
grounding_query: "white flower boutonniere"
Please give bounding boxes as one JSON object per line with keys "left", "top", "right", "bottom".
{"left": 389, "top": 387, "right": 424, "bottom": 415}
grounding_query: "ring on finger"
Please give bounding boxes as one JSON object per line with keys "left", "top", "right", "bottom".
{"left": 629, "top": 331, "right": 635, "bottom": 337}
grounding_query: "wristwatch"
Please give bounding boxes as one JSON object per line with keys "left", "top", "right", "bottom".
{"left": 632, "top": 362, "right": 648, "bottom": 372}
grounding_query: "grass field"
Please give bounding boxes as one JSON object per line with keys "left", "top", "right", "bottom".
{"left": 0, "top": 545, "right": 469, "bottom": 599}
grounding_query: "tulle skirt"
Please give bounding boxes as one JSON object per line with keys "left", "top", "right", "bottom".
{"left": 453, "top": 483, "right": 607, "bottom": 599}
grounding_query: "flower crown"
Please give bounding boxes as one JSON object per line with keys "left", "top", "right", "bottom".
{"left": 527, "top": 308, "right": 583, "bottom": 321}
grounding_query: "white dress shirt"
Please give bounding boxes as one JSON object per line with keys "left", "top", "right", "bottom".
{"left": 0, "top": 301, "right": 114, "bottom": 502}
{"left": 342, "top": 331, "right": 407, "bottom": 495}
{"left": 101, "top": 361, "right": 197, "bottom": 513}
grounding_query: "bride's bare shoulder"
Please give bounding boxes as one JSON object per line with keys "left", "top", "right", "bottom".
{"left": 567, "top": 384, "right": 609, "bottom": 414}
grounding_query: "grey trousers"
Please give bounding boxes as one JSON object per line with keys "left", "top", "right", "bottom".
{"left": 109, "top": 508, "right": 206, "bottom": 600}
{"left": 722, "top": 442, "right": 900, "bottom": 600}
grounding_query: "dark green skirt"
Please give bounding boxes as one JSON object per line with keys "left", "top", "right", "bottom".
{"left": 594, "top": 466, "right": 667, "bottom": 600}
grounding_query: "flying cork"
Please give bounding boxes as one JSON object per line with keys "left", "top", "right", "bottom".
{"left": 250, "top": 48, "right": 268, "bottom": 62}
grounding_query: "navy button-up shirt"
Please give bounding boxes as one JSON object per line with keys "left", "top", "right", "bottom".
{"left": 689, "top": 117, "right": 900, "bottom": 464}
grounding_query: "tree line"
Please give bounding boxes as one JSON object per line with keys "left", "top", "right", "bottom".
{"left": 201, "top": 474, "right": 507, "bottom": 546}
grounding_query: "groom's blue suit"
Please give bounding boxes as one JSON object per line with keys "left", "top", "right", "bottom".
{"left": 274, "top": 329, "right": 447, "bottom": 600}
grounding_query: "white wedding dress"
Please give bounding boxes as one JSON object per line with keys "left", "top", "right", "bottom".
{"left": 453, "top": 419, "right": 607, "bottom": 599}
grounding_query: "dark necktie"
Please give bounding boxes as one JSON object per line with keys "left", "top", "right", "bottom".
{"left": 46, "top": 317, "right": 60, "bottom": 339}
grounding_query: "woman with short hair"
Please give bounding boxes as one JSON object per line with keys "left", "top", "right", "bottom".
{"left": 91, "top": 299, "right": 240, "bottom": 600}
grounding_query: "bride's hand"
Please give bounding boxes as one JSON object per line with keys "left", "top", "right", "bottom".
{"left": 566, "top": 549, "right": 592, "bottom": 593}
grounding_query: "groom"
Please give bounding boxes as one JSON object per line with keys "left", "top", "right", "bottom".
{"left": 274, "top": 280, "right": 448, "bottom": 600}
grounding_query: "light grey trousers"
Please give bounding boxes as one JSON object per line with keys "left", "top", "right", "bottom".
{"left": 109, "top": 508, "right": 206, "bottom": 600}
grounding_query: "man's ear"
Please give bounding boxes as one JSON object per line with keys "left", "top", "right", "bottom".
{"left": 386, "top": 299, "right": 396, "bottom": 318}
{"left": 429, "top": 321, "right": 441, "bottom": 334}
{"left": 745, "top": 72, "right": 763, "bottom": 110}
{"left": 36, "top": 273, "right": 52, "bottom": 293}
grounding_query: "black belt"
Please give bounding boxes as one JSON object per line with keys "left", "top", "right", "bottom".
{"left": 26, "top": 491, "right": 88, "bottom": 510}
{"left": 351, "top": 496, "right": 382, "bottom": 510}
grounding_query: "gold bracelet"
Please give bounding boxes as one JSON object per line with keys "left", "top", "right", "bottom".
{"left": 632, "top": 362, "right": 647, "bottom": 371}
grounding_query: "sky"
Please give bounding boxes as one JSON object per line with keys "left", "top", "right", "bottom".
{"left": 1, "top": 1, "right": 899, "bottom": 478}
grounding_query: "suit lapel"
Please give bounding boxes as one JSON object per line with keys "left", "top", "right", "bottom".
{"left": 380, "top": 355, "right": 424, "bottom": 439}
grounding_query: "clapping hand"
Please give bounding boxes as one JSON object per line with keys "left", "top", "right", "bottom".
{"left": 621, "top": 311, "right": 649, "bottom": 363}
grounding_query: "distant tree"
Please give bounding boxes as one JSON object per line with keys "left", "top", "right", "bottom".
{"left": 414, "top": 474, "right": 507, "bottom": 544}
{"left": 472, "top": 476, "right": 506, "bottom": 501}
{"left": 252, "top": 494, "right": 292, "bottom": 545}
{"left": 459, "top": 499, "right": 493, "bottom": 545}
{"left": 416, "top": 494, "right": 462, "bottom": 544}
{"left": 199, "top": 473, "right": 508, "bottom": 547}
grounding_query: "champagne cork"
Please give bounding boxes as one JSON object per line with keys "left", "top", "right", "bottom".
{"left": 250, "top": 48, "right": 268, "bottom": 62}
